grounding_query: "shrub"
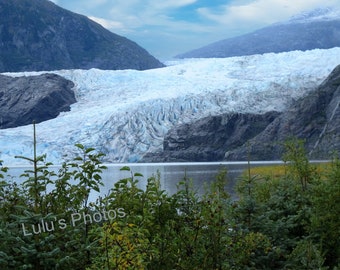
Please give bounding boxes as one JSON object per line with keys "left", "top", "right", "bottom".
{"left": 0, "top": 137, "right": 339, "bottom": 269}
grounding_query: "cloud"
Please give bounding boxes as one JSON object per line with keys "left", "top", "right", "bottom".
{"left": 197, "top": 0, "right": 340, "bottom": 26}
{"left": 151, "top": 0, "right": 197, "bottom": 10}
{"left": 97, "top": 0, "right": 203, "bottom": 34}
{"left": 80, "top": 0, "right": 109, "bottom": 8}
{"left": 88, "top": 16, "right": 124, "bottom": 30}
{"left": 106, "top": 0, "right": 196, "bottom": 24}
{"left": 98, "top": 0, "right": 340, "bottom": 38}
{"left": 55, "top": 0, "right": 340, "bottom": 59}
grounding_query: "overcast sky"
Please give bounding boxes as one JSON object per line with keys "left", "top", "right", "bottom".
{"left": 50, "top": 0, "right": 340, "bottom": 61}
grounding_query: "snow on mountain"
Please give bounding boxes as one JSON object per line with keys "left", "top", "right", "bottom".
{"left": 1, "top": 48, "right": 340, "bottom": 165}
{"left": 176, "top": 7, "right": 340, "bottom": 59}
{"left": 286, "top": 7, "right": 340, "bottom": 24}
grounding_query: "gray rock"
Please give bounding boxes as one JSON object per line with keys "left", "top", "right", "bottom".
{"left": 0, "top": 73, "right": 75, "bottom": 129}
{"left": 224, "top": 65, "right": 340, "bottom": 160}
{"left": 141, "top": 112, "right": 280, "bottom": 162}
{"left": 142, "top": 65, "right": 340, "bottom": 162}
{"left": 0, "top": 0, "right": 164, "bottom": 72}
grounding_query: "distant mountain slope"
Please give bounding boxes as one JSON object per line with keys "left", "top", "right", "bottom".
{"left": 176, "top": 7, "right": 340, "bottom": 59}
{"left": 0, "top": 0, "right": 164, "bottom": 72}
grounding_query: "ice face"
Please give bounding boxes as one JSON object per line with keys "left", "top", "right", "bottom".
{"left": 1, "top": 48, "right": 340, "bottom": 165}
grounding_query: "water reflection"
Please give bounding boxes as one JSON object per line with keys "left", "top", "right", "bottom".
{"left": 6, "top": 161, "right": 285, "bottom": 202}
{"left": 100, "top": 163, "right": 240, "bottom": 199}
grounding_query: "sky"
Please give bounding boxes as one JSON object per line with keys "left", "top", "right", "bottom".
{"left": 50, "top": 0, "right": 340, "bottom": 61}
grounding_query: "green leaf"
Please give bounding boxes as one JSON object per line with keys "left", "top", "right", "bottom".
{"left": 85, "top": 147, "right": 96, "bottom": 154}
{"left": 75, "top": 143, "right": 85, "bottom": 150}
{"left": 93, "top": 174, "right": 102, "bottom": 181}
{"left": 14, "top": 156, "right": 34, "bottom": 162}
{"left": 120, "top": 166, "right": 131, "bottom": 172}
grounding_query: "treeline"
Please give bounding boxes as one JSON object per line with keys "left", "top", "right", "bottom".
{"left": 0, "top": 140, "right": 339, "bottom": 269}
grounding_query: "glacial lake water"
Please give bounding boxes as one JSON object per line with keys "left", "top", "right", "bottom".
{"left": 4, "top": 161, "right": 286, "bottom": 201}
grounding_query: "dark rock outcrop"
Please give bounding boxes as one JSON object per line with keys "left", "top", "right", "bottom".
{"left": 0, "top": 0, "right": 164, "bottom": 72}
{"left": 0, "top": 73, "right": 75, "bottom": 129}
{"left": 142, "top": 64, "right": 340, "bottom": 162}
{"left": 224, "top": 65, "right": 340, "bottom": 160}
{"left": 176, "top": 8, "right": 340, "bottom": 59}
{"left": 141, "top": 112, "right": 280, "bottom": 162}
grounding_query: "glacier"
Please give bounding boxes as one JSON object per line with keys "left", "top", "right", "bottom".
{"left": 1, "top": 48, "right": 340, "bottom": 165}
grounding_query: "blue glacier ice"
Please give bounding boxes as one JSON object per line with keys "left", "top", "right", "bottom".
{"left": 1, "top": 48, "right": 340, "bottom": 165}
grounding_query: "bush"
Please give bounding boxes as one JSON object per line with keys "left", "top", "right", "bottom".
{"left": 0, "top": 139, "right": 339, "bottom": 269}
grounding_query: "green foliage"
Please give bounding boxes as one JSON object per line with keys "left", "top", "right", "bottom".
{"left": 0, "top": 140, "right": 107, "bottom": 269}
{"left": 286, "top": 239, "right": 326, "bottom": 269}
{"left": 309, "top": 157, "right": 340, "bottom": 267}
{"left": 234, "top": 138, "right": 340, "bottom": 269}
{"left": 282, "top": 138, "right": 319, "bottom": 191}
{"left": 0, "top": 137, "right": 339, "bottom": 269}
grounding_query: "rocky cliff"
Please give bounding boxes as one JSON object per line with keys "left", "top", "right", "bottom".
{"left": 0, "top": 0, "right": 164, "bottom": 72}
{"left": 142, "top": 65, "right": 340, "bottom": 161}
{"left": 225, "top": 64, "right": 340, "bottom": 160}
{"left": 0, "top": 73, "right": 75, "bottom": 129}
{"left": 141, "top": 112, "right": 280, "bottom": 162}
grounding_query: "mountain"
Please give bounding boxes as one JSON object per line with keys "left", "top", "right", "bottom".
{"left": 0, "top": 73, "right": 75, "bottom": 129}
{"left": 0, "top": 0, "right": 164, "bottom": 72}
{"left": 176, "top": 7, "right": 340, "bottom": 59}
{"left": 144, "top": 62, "right": 340, "bottom": 162}
{"left": 0, "top": 48, "right": 339, "bottom": 165}
{"left": 224, "top": 64, "right": 340, "bottom": 160}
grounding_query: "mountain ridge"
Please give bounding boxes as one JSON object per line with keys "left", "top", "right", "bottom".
{"left": 176, "top": 7, "right": 340, "bottom": 59}
{"left": 0, "top": 0, "right": 164, "bottom": 72}
{"left": 284, "top": 6, "right": 340, "bottom": 24}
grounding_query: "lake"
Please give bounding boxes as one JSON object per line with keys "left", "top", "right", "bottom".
{"left": 4, "top": 161, "right": 285, "bottom": 201}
